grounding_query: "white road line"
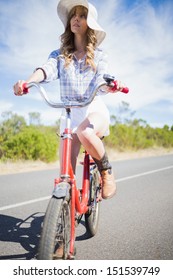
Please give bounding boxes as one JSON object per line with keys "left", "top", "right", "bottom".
{"left": 116, "top": 165, "right": 173, "bottom": 182}
{"left": 0, "top": 165, "right": 173, "bottom": 211}
{"left": 0, "top": 196, "right": 51, "bottom": 211}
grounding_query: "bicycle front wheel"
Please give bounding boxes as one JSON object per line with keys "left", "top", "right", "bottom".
{"left": 38, "top": 196, "right": 71, "bottom": 260}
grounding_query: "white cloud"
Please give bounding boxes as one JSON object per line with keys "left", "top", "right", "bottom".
{"left": 0, "top": 0, "right": 62, "bottom": 73}
{"left": 99, "top": 0, "right": 173, "bottom": 112}
{"left": 0, "top": 101, "right": 13, "bottom": 116}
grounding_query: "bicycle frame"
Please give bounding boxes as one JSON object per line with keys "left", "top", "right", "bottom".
{"left": 54, "top": 107, "right": 92, "bottom": 258}
{"left": 23, "top": 81, "right": 107, "bottom": 258}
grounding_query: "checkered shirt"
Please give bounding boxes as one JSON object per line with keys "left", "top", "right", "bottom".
{"left": 40, "top": 48, "right": 108, "bottom": 101}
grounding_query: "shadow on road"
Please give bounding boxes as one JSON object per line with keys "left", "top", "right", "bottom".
{"left": 76, "top": 220, "right": 93, "bottom": 241}
{"left": 0, "top": 213, "right": 44, "bottom": 260}
{"left": 0, "top": 213, "right": 94, "bottom": 260}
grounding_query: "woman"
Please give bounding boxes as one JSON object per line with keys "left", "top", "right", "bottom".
{"left": 13, "top": 0, "right": 124, "bottom": 199}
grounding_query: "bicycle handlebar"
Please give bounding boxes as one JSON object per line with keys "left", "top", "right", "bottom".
{"left": 22, "top": 74, "right": 129, "bottom": 109}
{"left": 22, "top": 82, "right": 107, "bottom": 108}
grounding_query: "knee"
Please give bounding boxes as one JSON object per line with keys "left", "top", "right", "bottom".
{"left": 76, "top": 126, "right": 93, "bottom": 143}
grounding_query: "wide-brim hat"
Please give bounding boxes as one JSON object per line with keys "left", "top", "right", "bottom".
{"left": 57, "top": 0, "right": 106, "bottom": 46}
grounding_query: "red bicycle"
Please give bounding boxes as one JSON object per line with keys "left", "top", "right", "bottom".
{"left": 22, "top": 74, "right": 128, "bottom": 260}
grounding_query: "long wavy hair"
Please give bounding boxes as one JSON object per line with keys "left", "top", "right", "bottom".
{"left": 60, "top": 6, "right": 97, "bottom": 71}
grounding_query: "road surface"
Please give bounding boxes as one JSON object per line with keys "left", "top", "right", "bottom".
{"left": 0, "top": 154, "right": 173, "bottom": 260}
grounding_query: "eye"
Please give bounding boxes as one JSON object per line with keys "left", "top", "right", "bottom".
{"left": 80, "top": 14, "right": 87, "bottom": 19}
{"left": 71, "top": 13, "right": 76, "bottom": 18}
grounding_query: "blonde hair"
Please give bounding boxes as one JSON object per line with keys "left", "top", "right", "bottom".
{"left": 60, "top": 6, "right": 97, "bottom": 71}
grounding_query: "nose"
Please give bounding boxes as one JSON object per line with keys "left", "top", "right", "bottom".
{"left": 74, "top": 14, "right": 79, "bottom": 21}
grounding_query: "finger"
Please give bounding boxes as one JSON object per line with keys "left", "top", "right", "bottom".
{"left": 13, "top": 83, "right": 23, "bottom": 96}
{"left": 13, "top": 84, "right": 18, "bottom": 95}
{"left": 116, "top": 81, "right": 125, "bottom": 92}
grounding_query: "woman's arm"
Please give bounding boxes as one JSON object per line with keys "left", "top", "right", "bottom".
{"left": 13, "top": 69, "right": 45, "bottom": 96}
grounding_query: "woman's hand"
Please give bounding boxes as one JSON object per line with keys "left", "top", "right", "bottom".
{"left": 107, "top": 80, "right": 125, "bottom": 93}
{"left": 13, "top": 69, "right": 46, "bottom": 96}
{"left": 13, "top": 80, "right": 26, "bottom": 96}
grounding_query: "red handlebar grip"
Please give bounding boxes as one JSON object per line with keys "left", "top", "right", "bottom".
{"left": 121, "top": 87, "right": 129, "bottom": 94}
{"left": 22, "top": 82, "right": 29, "bottom": 94}
{"left": 111, "top": 81, "right": 129, "bottom": 94}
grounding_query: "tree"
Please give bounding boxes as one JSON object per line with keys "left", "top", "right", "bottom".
{"left": 111, "top": 101, "right": 136, "bottom": 125}
{"left": 163, "top": 124, "right": 169, "bottom": 131}
{"left": 0, "top": 111, "right": 26, "bottom": 136}
{"left": 29, "top": 112, "right": 41, "bottom": 126}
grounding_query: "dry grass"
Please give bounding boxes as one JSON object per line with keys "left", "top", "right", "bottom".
{"left": 0, "top": 147, "right": 173, "bottom": 175}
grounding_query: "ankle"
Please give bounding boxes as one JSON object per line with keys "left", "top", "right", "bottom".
{"left": 93, "top": 152, "right": 112, "bottom": 172}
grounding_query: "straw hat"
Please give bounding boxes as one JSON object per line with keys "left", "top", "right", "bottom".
{"left": 57, "top": 0, "right": 106, "bottom": 46}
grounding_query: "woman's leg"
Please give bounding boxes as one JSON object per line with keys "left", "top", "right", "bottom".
{"left": 76, "top": 112, "right": 116, "bottom": 199}
{"left": 76, "top": 112, "right": 107, "bottom": 159}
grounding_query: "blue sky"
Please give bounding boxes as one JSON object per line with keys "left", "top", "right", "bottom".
{"left": 0, "top": 0, "right": 173, "bottom": 127}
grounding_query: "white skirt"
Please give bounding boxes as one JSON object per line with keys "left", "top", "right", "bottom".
{"left": 60, "top": 96, "right": 110, "bottom": 136}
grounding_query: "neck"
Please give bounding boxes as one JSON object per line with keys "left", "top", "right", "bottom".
{"left": 74, "top": 35, "right": 87, "bottom": 53}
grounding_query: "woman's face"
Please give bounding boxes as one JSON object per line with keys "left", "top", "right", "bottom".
{"left": 70, "top": 6, "right": 88, "bottom": 36}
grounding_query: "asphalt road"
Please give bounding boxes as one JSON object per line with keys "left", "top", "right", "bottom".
{"left": 0, "top": 154, "right": 173, "bottom": 260}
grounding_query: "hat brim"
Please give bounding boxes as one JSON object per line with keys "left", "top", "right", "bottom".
{"left": 57, "top": 0, "right": 106, "bottom": 46}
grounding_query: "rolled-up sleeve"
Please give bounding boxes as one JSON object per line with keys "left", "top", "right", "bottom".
{"left": 37, "top": 50, "right": 60, "bottom": 82}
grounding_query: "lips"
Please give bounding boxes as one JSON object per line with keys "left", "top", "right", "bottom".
{"left": 73, "top": 23, "right": 80, "bottom": 27}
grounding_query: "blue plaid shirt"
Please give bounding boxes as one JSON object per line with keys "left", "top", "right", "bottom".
{"left": 40, "top": 48, "right": 108, "bottom": 101}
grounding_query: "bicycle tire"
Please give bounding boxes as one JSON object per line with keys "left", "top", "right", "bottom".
{"left": 85, "top": 165, "right": 101, "bottom": 237}
{"left": 37, "top": 194, "right": 71, "bottom": 260}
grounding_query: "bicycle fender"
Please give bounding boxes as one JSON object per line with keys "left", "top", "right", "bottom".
{"left": 52, "top": 182, "right": 70, "bottom": 200}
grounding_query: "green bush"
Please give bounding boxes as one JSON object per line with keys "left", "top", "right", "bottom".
{"left": 1, "top": 126, "right": 58, "bottom": 162}
{"left": 104, "top": 123, "right": 173, "bottom": 151}
{"left": 1, "top": 109, "right": 173, "bottom": 163}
